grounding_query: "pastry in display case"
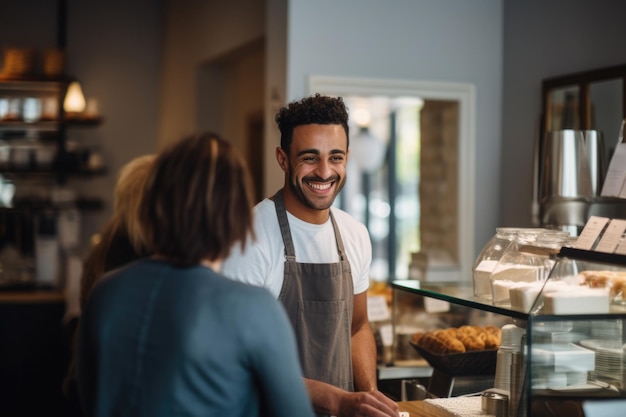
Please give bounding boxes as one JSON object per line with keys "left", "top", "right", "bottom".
{"left": 409, "top": 325, "right": 501, "bottom": 379}
{"left": 391, "top": 280, "right": 516, "bottom": 399}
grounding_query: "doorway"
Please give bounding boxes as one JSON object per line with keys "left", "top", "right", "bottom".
{"left": 197, "top": 38, "right": 265, "bottom": 202}
{"left": 309, "top": 76, "right": 476, "bottom": 283}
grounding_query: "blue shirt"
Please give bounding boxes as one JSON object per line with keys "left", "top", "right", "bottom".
{"left": 78, "top": 259, "right": 314, "bottom": 417}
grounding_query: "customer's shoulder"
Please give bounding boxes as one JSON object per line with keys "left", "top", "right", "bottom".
{"left": 213, "top": 275, "right": 279, "bottom": 311}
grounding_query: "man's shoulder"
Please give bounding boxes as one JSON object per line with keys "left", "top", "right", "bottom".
{"left": 252, "top": 198, "right": 280, "bottom": 236}
{"left": 253, "top": 197, "right": 276, "bottom": 218}
{"left": 330, "top": 206, "right": 367, "bottom": 232}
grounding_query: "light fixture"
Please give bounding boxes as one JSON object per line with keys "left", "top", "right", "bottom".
{"left": 351, "top": 126, "right": 387, "bottom": 174}
{"left": 63, "top": 81, "right": 86, "bottom": 114}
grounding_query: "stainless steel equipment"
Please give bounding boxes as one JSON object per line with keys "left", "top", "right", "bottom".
{"left": 533, "top": 128, "right": 626, "bottom": 235}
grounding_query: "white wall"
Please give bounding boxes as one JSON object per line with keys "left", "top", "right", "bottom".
{"left": 284, "top": 0, "right": 504, "bottom": 258}
{"left": 501, "top": 0, "right": 626, "bottom": 231}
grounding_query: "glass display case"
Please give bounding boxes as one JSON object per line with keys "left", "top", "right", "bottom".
{"left": 391, "top": 280, "right": 520, "bottom": 399}
{"left": 392, "top": 247, "right": 626, "bottom": 416}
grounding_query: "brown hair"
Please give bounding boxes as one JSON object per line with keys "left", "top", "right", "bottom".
{"left": 140, "top": 132, "right": 255, "bottom": 266}
{"left": 275, "top": 93, "right": 350, "bottom": 154}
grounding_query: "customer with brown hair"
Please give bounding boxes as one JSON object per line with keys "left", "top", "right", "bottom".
{"left": 77, "top": 132, "right": 314, "bottom": 417}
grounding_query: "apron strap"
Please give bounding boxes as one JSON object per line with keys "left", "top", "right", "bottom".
{"left": 328, "top": 210, "right": 347, "bottom": 262}
{"left": 273, "top": 190, "right": 297, "bottom": 262}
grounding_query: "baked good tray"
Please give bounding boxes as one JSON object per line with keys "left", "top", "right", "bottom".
{"left": 409, "top": 341, "right": 497, "bottom": 376}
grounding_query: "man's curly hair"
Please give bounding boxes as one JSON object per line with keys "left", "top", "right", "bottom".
{"left": 275, "top": 93, "right": 349, "bottom": 154}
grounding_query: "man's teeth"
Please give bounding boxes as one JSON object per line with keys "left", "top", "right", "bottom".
{"left": 309, "top": 182, "right": 331, "bottom": 191}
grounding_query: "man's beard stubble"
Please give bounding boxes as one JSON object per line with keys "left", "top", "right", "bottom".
{"left": 287, "top": 165, "right": 345, "bottom": 211}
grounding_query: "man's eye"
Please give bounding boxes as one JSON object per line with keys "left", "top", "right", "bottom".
{"left": 330, "top": 156, "right": 344, "bottom": 162}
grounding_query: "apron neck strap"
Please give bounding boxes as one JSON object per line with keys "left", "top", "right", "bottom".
{"left": 273, "top": 189, "right": 348, "bottom": 262}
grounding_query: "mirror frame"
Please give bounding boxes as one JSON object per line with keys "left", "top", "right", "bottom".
{"left": 308, "top": 75, "right": 476, "bottom": 283}
{"left": 541, "top": 63, "right": 626, "bottom": 132}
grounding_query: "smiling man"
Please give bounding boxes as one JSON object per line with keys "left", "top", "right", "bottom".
{"left": 222, "top": 94, "right": 399, "bottom": 417}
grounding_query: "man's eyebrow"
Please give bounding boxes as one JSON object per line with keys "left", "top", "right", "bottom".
{"left": 296, "top": 148, "right": 320, "bottom": 157}
{"left": 296, "top": 149, "right": 346, "bottom": 157}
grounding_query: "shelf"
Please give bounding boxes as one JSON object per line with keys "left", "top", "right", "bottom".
{"left": 62, "top": 115, "right": 103, "bottom": 126}
{"left": 392, "top": 279, "right": 626, "bottom": 322}
{"left": 0, "top": 75, "right": 65, "bottom": 83}
{"left": 558, "top": 246, "right": 626, "bottom": 266}
{"left": 0, "top": 166, "right": 106, "bottom": 176}
{"left": 0, "top": 120, "right": 60, "bottom": 130}
{"left": 391, "top": 280, "right": 530, "bottom": 320}
{"left": 0, "top": 197, "right": 104, "bottom": 212}
{"left": 378, "top": 363, "right": 432, "bottom": 380}
{"left": 0, "top": 118, "right": 101, "bottom": 127}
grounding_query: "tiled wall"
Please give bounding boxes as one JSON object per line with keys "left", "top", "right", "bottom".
{"left": 420, "top": 100, "right": 459, "bottom": 265}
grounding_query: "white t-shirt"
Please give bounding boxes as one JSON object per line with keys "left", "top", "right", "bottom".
{"left": 222, "top": 198, "right": 372, "bottom": 299}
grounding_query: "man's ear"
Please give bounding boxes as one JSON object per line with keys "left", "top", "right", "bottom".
{"left": 275, "top": 147, "right": 289, "bottom": 172}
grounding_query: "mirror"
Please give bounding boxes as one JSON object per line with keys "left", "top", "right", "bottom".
{"left": 308, "top": 76, "right": 475, "bottom": 283}
{"left": 542, "top": 64, "right": 626, "bottom": 166}
{"left": 534, "top": 64, "right": 626, "bottom": 232}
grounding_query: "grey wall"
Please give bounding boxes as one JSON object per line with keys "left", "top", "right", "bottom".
{"left": 0, "top": 0, "right": 162, "bottom": 253}
{"left": 501, "top": 0, "right": 626, "bottom": 231}
{"left": 65, "top": 1, "right": 162, "bottom": 248}
{"left": 159, "top": 0, "right": 266, "bottom": 148}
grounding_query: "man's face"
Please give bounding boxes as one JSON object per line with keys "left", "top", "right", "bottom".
{"left": 283, "top": 123, "right": 349, "bottom": 212}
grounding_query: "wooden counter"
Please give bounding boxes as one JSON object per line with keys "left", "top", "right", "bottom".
{"left": 399, "top": 397, "right": 486, "bottom": 417}
{"left": 0, "top": 290, "right": 65, "bottom": 303}
{"left": 398, "top": 401, "right": 450, "bottom": 417}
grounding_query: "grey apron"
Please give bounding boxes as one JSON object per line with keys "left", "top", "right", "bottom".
{"left": 273, "top": 190, "right": 354, "bottom": 395}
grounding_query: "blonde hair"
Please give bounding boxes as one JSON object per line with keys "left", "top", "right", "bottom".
{"left": 111, "top": 154, "right": 156, "bottom": 250}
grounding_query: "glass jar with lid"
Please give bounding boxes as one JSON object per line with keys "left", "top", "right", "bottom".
{"left": 489, "top": 229, "right": 571, "bottom": 307}
{"left": 473, "top": 227, "right": 526, "bottom": 300}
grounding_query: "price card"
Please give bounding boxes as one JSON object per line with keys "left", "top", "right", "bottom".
{"left": 575, "top": 216, "right": 610, "bottom": 250}
{"left": 595, "top": 219, "right": 626, "bottom": 253}
{"left": 601, "top": 143, "right": 626, "bottom": 197}
{"left": 424, "top": 298, "right": 450, "bottom": 313}
{"left": 615, "top": 237, "right": 626, "bottom": 255}
{"left": 367, "top": 295, "right": 391, "bottom": 322}
{"left": 379, "top": 323, "right": 394, "bottom": 347}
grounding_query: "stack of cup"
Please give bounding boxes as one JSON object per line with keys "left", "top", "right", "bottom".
{"left": 494, "top": 324, "right": 526, "bottom": 395}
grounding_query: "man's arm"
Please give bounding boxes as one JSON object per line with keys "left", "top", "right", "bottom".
{"left": 304, "top": 378, "right": 398, "bottom": 417}
{"left": 351, "top": 290, "right": 378, "bottom": 391}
